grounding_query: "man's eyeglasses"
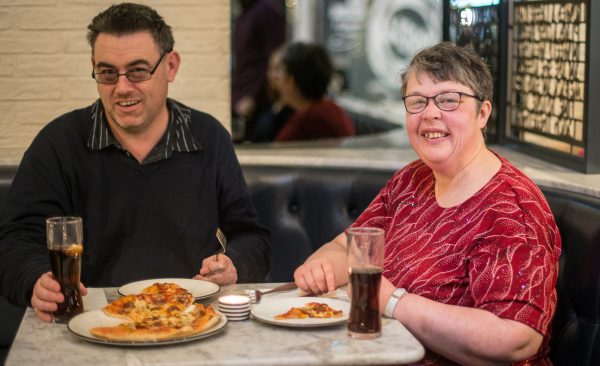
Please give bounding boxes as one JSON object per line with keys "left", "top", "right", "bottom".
{"left": 92, "top": 51, "right": 169, "bottom": 84}
{"left": 402, "top": 92, "right": 483, "bottom": 114}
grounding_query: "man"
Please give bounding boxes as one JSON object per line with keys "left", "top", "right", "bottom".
{"left": 0, "top": 3, "right": 270, "bottom": 322}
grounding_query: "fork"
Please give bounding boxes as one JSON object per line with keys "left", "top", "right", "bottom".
{"left": 204, "top": 228, "right": 228, "bottom": 277}
{"left": 215, "top": 227, "right": 227, "bottom": 261}
{"left": 250, "top": 282, "right": 298, "bottom": 303}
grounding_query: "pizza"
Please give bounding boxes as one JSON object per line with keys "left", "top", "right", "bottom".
{"left": 103, "top": 283, "right": 194, "bottom": 323}
{"left": 90, "top": 282, "right": 220, "bottom": 342}
{"left": 274, "top": 302, "right": 343, "bottom": 320}
{"left": 90, "top": 303, "right": 219, "bottom": 341}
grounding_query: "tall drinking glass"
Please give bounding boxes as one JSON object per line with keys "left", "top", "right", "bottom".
{"left": 46, "top": 216, "right": 84, "bottom": 322}
{"left": 346, "top": 227, "right": 384, "bottom": 339}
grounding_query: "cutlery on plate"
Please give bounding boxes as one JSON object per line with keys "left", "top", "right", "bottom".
{"left": 250, "top": 282, "right": 298, "bottom": 303}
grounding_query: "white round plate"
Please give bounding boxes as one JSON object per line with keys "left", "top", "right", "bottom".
{"left": 118, "top": 278, "right": 219, "bottom": 300}
{"left": 250, "top": 297, "right": 350, "bottom": 328}
{"left": 67, "top": 310, "right": 227, "bottom": 346}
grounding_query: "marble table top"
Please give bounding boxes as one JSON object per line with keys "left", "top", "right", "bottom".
{"left": 6, "top": 283, "right": 425, "bottom": 366}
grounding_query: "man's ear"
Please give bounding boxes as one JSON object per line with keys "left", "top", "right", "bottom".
{"left": 166, "top": 50, "right": 181, "bottom": 82}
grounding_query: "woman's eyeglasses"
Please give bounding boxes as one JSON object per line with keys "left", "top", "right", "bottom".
{"left": 402, "top": 92, "right": 482, "bottom": 114}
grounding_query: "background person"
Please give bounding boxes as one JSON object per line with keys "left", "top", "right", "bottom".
{"left": 0, "top": 2, "right": 270, "bottom": 323}
{"left": 274, "top": 42, "right": 355, "bottom": 142}
{"left": 246, "top": 46, "right": 294, "bottom": 142}
{"left": 293, "top": 42, "right": 561, "bottom": 365}
{"left": 231, "top": 0, "right": 286, "bottom": 141}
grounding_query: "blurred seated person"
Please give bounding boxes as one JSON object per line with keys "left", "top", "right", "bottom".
{"left": 293, "top": 42, "right": 561, "bottom": 365}
{"left": 244, "top": 47, "right": 294, "bottom": 142}
{"left": 0, "top": 3, "right": 270, "bottom": 322}
{"left": 274, "top": 42, "right": 355, "bottom": 142}
{"left": 232, "top": 0, "right": 286, "bottom": 142}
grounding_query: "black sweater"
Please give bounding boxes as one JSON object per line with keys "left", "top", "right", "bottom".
{"left": 0, "top": 101, "right": 270, "bottom": 306}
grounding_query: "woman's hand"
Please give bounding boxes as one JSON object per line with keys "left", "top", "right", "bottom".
{"left": 294, "top": 233, "right": 350, "bottom": 295}
{"left": 294, "top": 257, "right": 338, "bottom": 295}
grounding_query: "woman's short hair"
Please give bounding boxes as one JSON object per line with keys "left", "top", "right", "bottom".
{"left": 87, "top": 3, "right": 174, "bottom": 54}
{"left": 282, "top": 42, "right": 334, "bottom": 101}
{"left": 400, "top": 42, "right": 493, "bottom": 102}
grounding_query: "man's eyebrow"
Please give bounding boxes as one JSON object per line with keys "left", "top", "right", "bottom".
{"left": 94, "top": 59, "right": 152, "bottom": 69}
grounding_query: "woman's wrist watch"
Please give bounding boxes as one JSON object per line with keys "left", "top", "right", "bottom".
{"left": 384, "top": 288, "right": 407, "bottom": 318}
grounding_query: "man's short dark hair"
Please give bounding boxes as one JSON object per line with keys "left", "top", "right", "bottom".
{"left": 282, "top": 42, "right": 333, "bottom": 101}
{"left": 86, "top": 2, "right": 174, "bottom": 54}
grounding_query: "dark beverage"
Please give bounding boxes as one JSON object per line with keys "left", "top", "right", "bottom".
{"left": 49, "top": 244, "right": 83, "bottom": 322}
{"left": 348, "top": 267, "right": 383, "bottom": 338}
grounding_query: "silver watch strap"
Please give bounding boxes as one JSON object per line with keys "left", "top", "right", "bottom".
{"left": 384, "top": 288, "right": 407, "bottom": 318}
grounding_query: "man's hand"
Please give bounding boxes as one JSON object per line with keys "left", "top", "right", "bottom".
{"left": 194, "top": 254, "right": 237, "bottom": 285}
{"left": 30, "top": 271, "right": 88, "bottom": 322}
{"left": 294, "top": 258, "right": 337, "bottom": 295}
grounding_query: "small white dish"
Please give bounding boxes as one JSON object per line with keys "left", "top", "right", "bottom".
{"left": 218, "top": 295, "right": 250, "bottom": 306}
{"left": 219, "top": 308, "right": 250, "bottom": 316}
{"left": 218, "top": 295, "right": 251, "bottom": 320}
{"left": 217, "top": 303, "right": 250, "bottom": 311}
{"left": 223, "top": 314, "right": 249, "bottom": 321}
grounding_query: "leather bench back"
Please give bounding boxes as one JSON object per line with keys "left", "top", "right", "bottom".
{"left": 0, "top": 166, "right": 17, "bottom": 209}
{"left": 0, "top": 166, "right": 24, "bottom": 361}
{"left": 543, "top": 187, "right": 600, "bottom": 365}
{"left": 243, "top": 165, "right": 394, "bottom": 282}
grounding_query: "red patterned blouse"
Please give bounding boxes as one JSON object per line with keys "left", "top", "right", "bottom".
{"left": 352, "top": 154, "right": 561, "bottom": 365}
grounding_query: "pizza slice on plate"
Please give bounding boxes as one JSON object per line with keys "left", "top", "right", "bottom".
{"left": 275, "top": 302, "right": 343, "bottom": 320}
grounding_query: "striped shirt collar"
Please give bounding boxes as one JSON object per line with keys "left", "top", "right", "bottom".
{"left": 87, "top": 99, "right": 201, "bottom": 164}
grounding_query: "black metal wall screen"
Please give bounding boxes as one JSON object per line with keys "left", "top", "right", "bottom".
{"left": 509, "top": 1, "right": 586, "bottom": 156}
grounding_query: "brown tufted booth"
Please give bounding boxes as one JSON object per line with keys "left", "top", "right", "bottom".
{"left": 1, "top": 164, "right": 600, "bottom": 365}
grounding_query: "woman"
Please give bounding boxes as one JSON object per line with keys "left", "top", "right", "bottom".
{"left": 294, "top": 42, "right": 561, "bottom": 365}
{"left": 245, "top": 47, "right": 294, "bottom": 142}
{"left": 274, "top": 42, "right": 355, "bottom": 142}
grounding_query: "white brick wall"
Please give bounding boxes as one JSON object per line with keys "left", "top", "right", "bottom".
{"left": 0, "top": 0, "right": 231, "bottom": 160}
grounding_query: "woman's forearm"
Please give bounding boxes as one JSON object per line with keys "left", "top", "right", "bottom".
{"left": 393, "top": 294, "right": 543, "bottom": 365}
